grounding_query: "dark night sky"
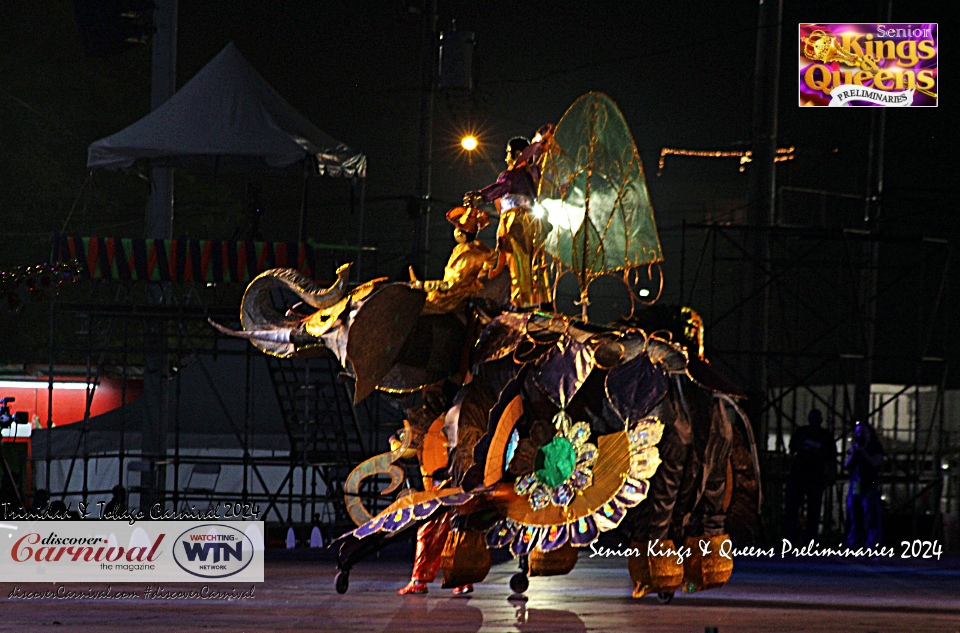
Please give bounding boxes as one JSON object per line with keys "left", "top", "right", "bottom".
{"left": 0, "top": 1, "right": 953, "bottom": 377}
{"left": 1, "top": 1, "right": 951, "bottom": 253}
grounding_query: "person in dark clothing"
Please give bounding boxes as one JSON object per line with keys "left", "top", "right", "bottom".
{"left": 31, "top": 488, "right": 50, "bottom": 514}
{"left": 784, "top": 409, "right": 836, "bottom": 542}
{"left": 48, "top": 499, "right": 82, "bottom": 520}
{"left": 845, "top": 421, "right": 884, "bottom": 548}
{"left": 104, "top": 485, "right": 126, "bottom": 517}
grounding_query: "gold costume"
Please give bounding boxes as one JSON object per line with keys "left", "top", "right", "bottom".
{"left": 421, "top": 239, "right": 493, "bottom": 314}
{"left": 474, "top": 127, "right": 556, "bottom": 309}
{"left": 495, "top": 202, "right": 551, "bottom": 308}
{"left": 414, "top": 204, "right": 494, "bottom": 315}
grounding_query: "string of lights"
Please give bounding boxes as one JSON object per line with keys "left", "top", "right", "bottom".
{"left": 0, "top": 261, "right": 82, "bottom": 313}
{"left": 658, "top": 146, "right": 796, "bottom": 175}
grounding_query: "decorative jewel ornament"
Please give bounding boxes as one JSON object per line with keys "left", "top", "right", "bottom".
{"left": 492, "top": 415, "right": 665, "bottom": 555}
{"left": 514, "top": 411, "right": 598, "bottom": 510}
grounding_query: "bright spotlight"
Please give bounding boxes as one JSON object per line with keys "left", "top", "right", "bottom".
{"left": 461, "top": 135, "right": 478, "bottom": 151}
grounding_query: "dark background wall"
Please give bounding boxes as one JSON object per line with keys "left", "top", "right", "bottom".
{"left": 0, "top": 1, "right": 953, "bottom": 386}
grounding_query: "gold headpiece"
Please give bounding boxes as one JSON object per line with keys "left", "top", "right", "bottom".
{"left": 446, "top": 204, "right": 491, "bottom": 234}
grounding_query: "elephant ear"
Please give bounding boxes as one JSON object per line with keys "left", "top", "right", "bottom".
{"left": 376, "top": 312, "right": 468, "bottom": 395}
{"left": 531, "top": 334, "right": 595, "bottom": 409}
{"left": 687, "top": 356, "right": 746, "bottom": 399}
{"left": 346, "top": 283, "right": 426, "bottom": 403}
{"left": 604, "top": 350, "right": 669, "bottom": 424}
{"left": 717, "top": 395, "right": 763, "bottom": 543}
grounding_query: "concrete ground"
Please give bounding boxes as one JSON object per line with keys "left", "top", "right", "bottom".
{"left": 1, "top": 549, "right": 958, "bottom": 633}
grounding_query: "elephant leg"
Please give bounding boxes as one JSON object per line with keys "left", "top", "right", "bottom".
{"left": 681, "top": 399, "right": 735, "bottom": 594}
{"left": 718, "top": 395, "right": 763, "bottom": 543}
{"left": 626, "top": 380, "right": 693, "bottom": 598}
{"left": 698, "top": 399, "right": 734, "bottom": 537}
{"left": 671, "top": 451, "right": 701, "bottom": 538}
{"left": 626, "top": 380, "right": 694, "bottom": 542}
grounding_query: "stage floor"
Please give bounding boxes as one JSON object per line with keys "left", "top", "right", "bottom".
{"left": 1, "top": 551, "right": 959, "bottom": 632}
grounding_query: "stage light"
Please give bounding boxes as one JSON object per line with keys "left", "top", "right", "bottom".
{"left": 638, "top": 288, "right": 651, "bottom": 297}
{"left": 461, "top": 135, "right": 478, "bottom": 151}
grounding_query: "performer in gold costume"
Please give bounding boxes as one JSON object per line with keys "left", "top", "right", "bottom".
{"left": 467, "top": 125, "right": 554, "bottom": 308}
{"left": 410, "top": 204, "right": 494, "bottom": 315}
{"left": 399, "top": 207, "right": 492, "bottom": 595}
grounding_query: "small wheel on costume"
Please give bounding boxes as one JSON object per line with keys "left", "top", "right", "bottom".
{"left": 656, "top": 592, "right": 674, "bottom": 604}
{"left": 335, "top": 570, "right": 350, "bottom": 594}
{"left": 509, "top": 572, "right": 529, "bottom": 594}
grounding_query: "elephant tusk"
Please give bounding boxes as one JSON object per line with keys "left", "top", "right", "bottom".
{"left": 208, "top": 318, "right": 292, "bottom": 344}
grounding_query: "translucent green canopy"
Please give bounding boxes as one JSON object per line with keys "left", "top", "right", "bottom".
{"left": 537, "top": 93, "right": 662, "bottom": 303}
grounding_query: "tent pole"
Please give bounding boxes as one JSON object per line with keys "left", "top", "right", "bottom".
{"left": 355, "top": 178, "right": 367, "bottom": 283}
{"left": 414, "top": 0, "right": 437, "bottom": 277}
{"left": 143, "top": 0, "right": 178, "bottom": 513}
{"left": 148, "top": 0, "right": 177, "bottom": 240}
{"left": 83, "top": 170, "right": 93, "bottom": 233}
{"left": 298, "top": 161, "right": 310, "bottom": 244}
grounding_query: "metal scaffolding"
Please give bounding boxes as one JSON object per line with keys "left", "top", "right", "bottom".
{"left": 35, "top": 244, "right": 398, "bottom": 536}
{"left": 678, "top": 216, "right": 954, "bottom": 543}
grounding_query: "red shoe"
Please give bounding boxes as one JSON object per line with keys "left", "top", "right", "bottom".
{"left": 398, "top": 581, "right": 428, "bottom": 595}
{"left": 452, "top": 584, "right": 474, "bottom": 595}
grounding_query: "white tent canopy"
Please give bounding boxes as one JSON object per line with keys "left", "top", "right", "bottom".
{"left": 87, "top": 42, "right": 366, "bottom": 178}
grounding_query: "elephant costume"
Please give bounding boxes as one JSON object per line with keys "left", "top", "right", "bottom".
{"left": 212, "top": 267, "right": 761, "bottom": 599}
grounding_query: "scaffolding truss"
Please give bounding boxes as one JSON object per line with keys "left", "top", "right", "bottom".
{"left": 35, "top": 242, "right": 398, "bottom": 534}
{"left": 678, "top": 219, "right": 954, "bottom": 542}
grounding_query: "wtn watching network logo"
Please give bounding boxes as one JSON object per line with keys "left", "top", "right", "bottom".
{"left": 0, "top": 520, "right": 263, "bottom": 582}
{"left": 173, "top": 524, "right": 255, "bottom": 578}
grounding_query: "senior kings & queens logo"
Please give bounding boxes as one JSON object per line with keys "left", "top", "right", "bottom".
{"left": 799, "top": 23, "right": 937, "bottom": 107}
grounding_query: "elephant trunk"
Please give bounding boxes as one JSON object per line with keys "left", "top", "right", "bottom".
{"left": 247, "top": 263, "right": 351, "bottom": 311}
{"left": 241, "top": 264, "right": 350, "bottom": 329}
{"left": 231, "top": 264, "right": 352, "bottom": 358}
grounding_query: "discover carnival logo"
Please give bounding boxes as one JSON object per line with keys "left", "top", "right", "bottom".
{"left": 173, "top": 524, "right": 255, "bottom": 579}
{"left": 11, "top": 531, "right": 164, "bottom": 567}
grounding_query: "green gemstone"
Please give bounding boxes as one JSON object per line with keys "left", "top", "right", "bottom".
{"left": 534, "top": 436, "right": 577, "bottom": 488}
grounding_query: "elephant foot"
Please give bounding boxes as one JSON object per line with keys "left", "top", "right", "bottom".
{"left": 440, "top": 530, "right": 491, "bottom": 589}
{"left": 628, "top": 539, "right": 684, "bottom": 599}
{"left": 335, "top": 570, "right": 349, "bottom": 594}
{"left": 681, "top": 534, "right": 734, "bottom": 593}
{"left": 529, "top": 542, "right": 579, "bottom": 577}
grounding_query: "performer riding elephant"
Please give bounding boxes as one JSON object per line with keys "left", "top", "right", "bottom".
{"left": 211, "top": 93, "right": 761, "bottom": 600}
